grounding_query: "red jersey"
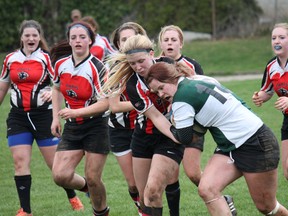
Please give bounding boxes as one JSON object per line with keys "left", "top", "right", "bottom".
{"left": 90, "top": 34, "right": 116, "bottom": 62}
{"left": 0, "top": 48, "right": 53, "bottom": 112}
{"left": 53, "top": 54, "right": 108, "bottom": 123}
{"left": 261, "top": 56, "right": 288, "bottom": 114}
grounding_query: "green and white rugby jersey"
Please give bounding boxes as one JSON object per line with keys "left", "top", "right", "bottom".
{"left": 172, "top": 77, "right": 263, "bottom": 152}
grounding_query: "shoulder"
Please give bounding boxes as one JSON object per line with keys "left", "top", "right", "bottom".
{"left": 266, "top": 56, "right": 277, "bottom": 67}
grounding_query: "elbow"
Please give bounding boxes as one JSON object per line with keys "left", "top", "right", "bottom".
{"left": 170, "top": 125, "right": 193, "bottom": 145}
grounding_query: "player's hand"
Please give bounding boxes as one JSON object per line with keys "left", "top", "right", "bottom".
{"left": 275, "top": 96, "right": 288, "bottom": 112}
{"left": 58, "top": 108, "right": 78, "bottom": 120}
{"left": 41, "top": 90, "right": 52, "bottom": 102}
{"left": 51, "top": 119, "right": 61, "bottom": 138}
{"left": 252, "top": 91, "right": 263, "bottom": 107}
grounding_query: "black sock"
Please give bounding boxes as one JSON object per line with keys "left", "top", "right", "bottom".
{"left": 63, "top": 188, "right": 76, "bottom": 199}
{"left": 143, "top": 206, "right": 152, "bottom": 215}
{"left": 165, "top": 181, "right": 180, "bottom": 216}
{"left": 79, "top": 177, "right": 88, "bottom": 192}
{"left": 129, "top": 190, "right": 140, "bottom": 209}
{"left": 93, "top": 206, "right": 110, "bottom": 216}
{"left": 15, "top": 175, "right": 32, "bottom": 214}
{"left": 151, "top": 207, "right": 163, "bottom": 216}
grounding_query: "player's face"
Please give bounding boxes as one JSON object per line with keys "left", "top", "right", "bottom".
{"left": 69, "top": 27, "right": 92, "bottom": 57}
{"left": 21, "top": 27, "right": 40, "bottom": 54}
{"left": 271, "top": 27, "right": 288, "bottom": 57}
{"left": 149, "top": 79, "right": 177, "bottom": 103}
{"left": 160, "top": 30, "right": 183, "bottom": 60}
{"left": 127, "top": 51, "right": 154, "bottom": 78}
{"left": 118, "top": 29, "right": 136, "bottom": 50}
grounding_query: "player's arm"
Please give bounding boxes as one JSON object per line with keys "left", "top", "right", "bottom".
{"left": 170, "top": 122, "right": 206, "bottom": 146}
{"left": 0, "top": 81, "right": 10, "bottom": 106}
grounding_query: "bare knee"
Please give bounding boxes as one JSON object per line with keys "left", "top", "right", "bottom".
{"left": 145, "top": 183, "right": 162, "bottom": 204}
{"left": 186, "top": 172, "right": 201, "bottom": 186}
{"left": 52, "top": 169, "right": 73, "bottom": 187}
{"left": 198, "top": 182, "right": 219, "bottom": 201}
{"left": 85, "top": 173, "right": 102, "bottom": 188}
{"left": 13, "top": 155, "right": 30, "bottom": 173}
{"left": 257, "top": 201, "right": 280, "bottom": 215}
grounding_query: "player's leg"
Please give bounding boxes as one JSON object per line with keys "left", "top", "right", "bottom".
{"left": 244, "top": 170, "right": 288, "bottom": 215}
{"left": 182, "top": 147, "right": 202, "bottom": 186}
{"left": 38, "top": 139, "right": 83, "bottom": 211}
{"left": 85, "top": 152, "right": 109, "bottom": 215}
{"left": 198, "top": 154, "right": 242, "bottom": 216}
{"left": 9, "top": 132, "right": 33, "bottom": 215}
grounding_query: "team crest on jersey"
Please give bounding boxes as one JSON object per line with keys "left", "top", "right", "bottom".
{"left": 18, "top": 72, "right": 29, "bottom": 80}
{"left": 66, "top": 89, "right": 77, "bottom": 98}
{"left": 279, "top": 88, "right": 288, "bottom": 96}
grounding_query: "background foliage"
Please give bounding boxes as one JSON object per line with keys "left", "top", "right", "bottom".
{"left": 0, "top": 0, "right": 262, "bottom": 52}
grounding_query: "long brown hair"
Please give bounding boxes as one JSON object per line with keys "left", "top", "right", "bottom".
{"left": 146, "top": 61, "right": 193, "bottom": 86}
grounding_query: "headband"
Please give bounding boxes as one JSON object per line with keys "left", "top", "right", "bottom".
{"left": 125, "top": 48, "right": 152, "bottom": 55}
{"left": 69, "top": 24, "right": 92, "bottom": 39}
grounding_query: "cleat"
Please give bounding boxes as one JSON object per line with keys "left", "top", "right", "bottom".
{"left": 224, "top": 195, "right": 237, "bottom": 216}
{"left": 16, "top": 208, "right": 32, "bottom": 216}
{"left": 69, "top": 196, "right": 84, "bottom": 211}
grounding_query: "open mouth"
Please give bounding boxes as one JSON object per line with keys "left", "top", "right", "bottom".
{"left": 274, "top": 45, "right": 282, "bottom": 50}
{"left": 167, "top": 48, "right": 173, "bottom": 51}
{"left": 28, "top": 42, "right": 35, "bottom": 46}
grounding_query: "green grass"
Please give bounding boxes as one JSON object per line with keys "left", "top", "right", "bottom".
{"left": 182, "top": 36, "right": 273, "bottom": 75}
{"left": 0, "top": 37, "right": 287, "bottom": 215}
{"left": 0, "top": 79, "right": 287, "bottom": 216}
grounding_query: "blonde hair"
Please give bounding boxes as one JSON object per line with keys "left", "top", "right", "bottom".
{"left": 273, "top": 23, "right": 288, "bottom": 33}
{"left": 103, "top": 34, "right": 154, "bottom": 94}
{"left": 158, "top": 25, "right": 184, "bottom": 56}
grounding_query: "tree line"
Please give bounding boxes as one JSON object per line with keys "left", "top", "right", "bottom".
{"left": 0, "top": 0, "right": 262, "bottom": 52}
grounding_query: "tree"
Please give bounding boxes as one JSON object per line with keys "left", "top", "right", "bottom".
{"left": 0, "top": 0, "right": 262, "bottom": 52}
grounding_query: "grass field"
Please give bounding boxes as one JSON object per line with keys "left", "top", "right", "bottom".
{"left": 1, "top": 36, "right": 287, "bottom": 216}
{"left": 0, "top": 79, "right": 286, "bottom": 216}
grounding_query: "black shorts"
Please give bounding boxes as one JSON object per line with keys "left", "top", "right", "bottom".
{"left": 57, "top": 116, "right": 110, "bottom": 154}
{"left": 6, "top": 108, "right": 55, "bottom": 140}
{"left": 281, "top": 114, "right": 288, "bottom": 140}
{"left": 215, "top": 124, "right": 280, "bottom": 173}
{"left": 131, "top": 128, "right": 184, "bottom": 164}
{"left": 109, "top": 126, "right": 133, "bottom": 153}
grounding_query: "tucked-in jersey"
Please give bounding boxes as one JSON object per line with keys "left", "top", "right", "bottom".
{"left": 173, "top": 77, "right": 263, "bottom": 152}
{"left": 260, "top": 56, "right": 288, "bottom": 114}
{"left": 176, "top": 55, "right": 204, "bottom": 75}
{"left": 53, "top": 54, "right": 107, "bottom": 124}
{"left": 0, "top": 48, "right": 53, "bottom": 112}
{"left": 90, "top": 34, "right": 116, "bottom": 62}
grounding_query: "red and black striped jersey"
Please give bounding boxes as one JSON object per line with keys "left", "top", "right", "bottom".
{"left": 53, "top": 54, "right": 108, "bottom": 124}
{"left": 176, "top": 55, "right": 204, "bottom": 75}
{"left": 0, "top": 48, "right": 53, "bottom": 112}
{"left": 126, "top": 67, "right": 170, "bottom": 135}
{"left": 108, "top": 89, "right": 137, "bottom": 129}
